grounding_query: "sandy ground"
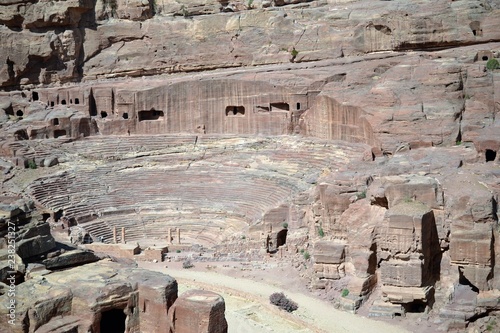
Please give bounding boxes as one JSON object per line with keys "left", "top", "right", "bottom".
{"left": 139, "top": 260, "right": 412, "bottom": 333}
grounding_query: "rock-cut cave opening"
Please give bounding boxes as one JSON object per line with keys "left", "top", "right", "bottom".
{"left": 485, "top": 149, "right": 496, "bottom": 162}
{"left": 276, "top": 229, "right": 288, "bottom": 247}
{"left": 100, "top": 308, "right": 126, "bottom": 333}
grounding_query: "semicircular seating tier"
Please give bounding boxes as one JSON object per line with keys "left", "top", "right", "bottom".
{"left": 25, "top": 135, "right": 368, "bottom": 246}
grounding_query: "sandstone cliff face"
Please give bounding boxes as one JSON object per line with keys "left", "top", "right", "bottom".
{"left": 1, "top": 0, "right": 499, "bottom": 88}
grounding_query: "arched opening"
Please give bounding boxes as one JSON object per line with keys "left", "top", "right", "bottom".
{"left": 100, "top": 309, "right": 126, "bottom": 333}
{"left": 14, "top": 129, "right": 28, "bottom": 141}
{"left": 53, "top": 118, "right": 59, "bottom": 126}
{"left": 83, "top": 233, "right": 93, "bottom": 244}
{"left": 16, "top": 110, "right": 23, "bottom": 117}
{"left": 78, "top": 119, "right": 93, "bottom": 137}
{"left": 485, "top": 149, "right": 497, "bottom": 162}
{"left": 276, "top": 229, "right": 288, "bottom": 247}
{"left": 32, "top": 91, "right": 39, "bottom": 101}
{"left": 101, "top": 111, "right": 108, "bottom": 118}
{"left": 122, "top": 113, "right": 129, "bottom": 119}
{"left": 482, "top": 55, "right": 489, "bottom": 61}
{"left": 89, "top": 90, "right": 97, "bottom": 116}
{"left": 296, "top": 102, "right": 301, "bottom": 110}
{"left": 61, "top": 100, "right": 67, "bottom": 105}
{"left": 50, "top": 101, "right": 55, "bottom": 107}
{"left": 75, "top": 98, "right": 80, "bottom": 105}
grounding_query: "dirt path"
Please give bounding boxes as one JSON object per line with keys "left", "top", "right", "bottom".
{"left": 140, "top": 262, "right": 410, "bottom": 333}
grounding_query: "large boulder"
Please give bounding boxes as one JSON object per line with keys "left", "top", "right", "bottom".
{"left": 169, "top": 289, "right": 228, "bottom": 333}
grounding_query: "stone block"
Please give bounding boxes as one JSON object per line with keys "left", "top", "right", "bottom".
{"left": 381, "top": 285, "right": 433, "bottom": 304}
{"left": 42, "top": 250, "right": 100, "bottom": 270}
{"left": 369, "top": 300, "right": 405, "bottom": 318}
{"left": 169, "top": 290, "right": 228, "bottom": 333}
{"left": 461, "top": 266, "right": 492, "bottom": 291}
{"left": 380, "top": 259, "right": 424, "bottom": 287}
{"left": 313, "top": 263, "right": 343, "bottom": 279}
{"left": 350, "top": 250, "right": 377, "bottom": 277}
{"left": 449, "top": 227, "right": 492, "bottom": 266}
{"left": 313, "top": 241, "right": 345, "bottom": 264}
{"left": 84, "top": 243, "right": 140, "bottom": 259}
{"left": 476, "top": 290, "right": 500, "bottom": 309}
{"left": 347, "top": 275, "right": 377, "bottom": 297}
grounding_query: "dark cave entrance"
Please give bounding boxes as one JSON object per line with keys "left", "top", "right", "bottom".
{"left": 138, "top": 109, "right": 164, "bottom": 121}
{"left": 403, "top": 300, "right": 427, "bottom": 313}
{"left": 89, "top": 90, "right": 97, "bottom": 116}
{"left": 485, "top": 149, "right": 496, "bottom": 162}
{"left": 270, "top": 102, "right": 290, "bottom": 111}
{"left": 100, "top": 308, "right": 126, "bottom": 333}
{"left": 54, "top": 130, "right": 67, "bottom": 138}
{"left": 276, "top": 229, "right": 288, "bottom": 247}
{"left": 225, "top": 105, "right": 245, "bottom": 116}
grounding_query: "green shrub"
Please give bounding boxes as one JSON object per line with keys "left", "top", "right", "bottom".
{"left": 303, "top": 251, "right": 310, "bottom": 260}
{"left": 282, "top": 222, "right": 288, "bottom": 229}
{"left": 27, "top": 160, "right": 37, "bottom": 169}
{"left": 341, "top": 289, "right": 349, "bottom": 297}
{"left": 357, "top": 190, "right": 366, "bottom": 199}
{"left": 486, "top": 58, "right": 499, "bottom": 71}
{"left": 318, "top": 227, "right": 325, "bottom": 238}
{"left": 269, "top": 292, "right": 298, "bottom": 312}
{"left": 176, "top": 249, "right": 181, "bottom": 253}
{"left": 290, "top": 48, "right": 299, "bottom": 58}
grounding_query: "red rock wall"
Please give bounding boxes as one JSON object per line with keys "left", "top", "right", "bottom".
{"left": 302, "top": 95, "right": 378, "bottom": 147}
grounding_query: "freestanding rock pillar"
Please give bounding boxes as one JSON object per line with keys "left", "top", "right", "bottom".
{"left": 168, "top": 228, "right": 172, "bottom": 243}
{"left": 113, "top": 226, "right": 117, "bottom": 244}
{"left": 177, "top": 228, "right": 181, "bottom": 244}
{"left": 168, "top": 289, "right": 228, "bottom": 333}
{"left": 122, "top": 227, "right": 126, "bottom": 244}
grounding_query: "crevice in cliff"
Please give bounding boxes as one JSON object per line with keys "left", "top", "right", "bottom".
{"left": 395, "top": 39, "right": 500, "bottom": 52}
